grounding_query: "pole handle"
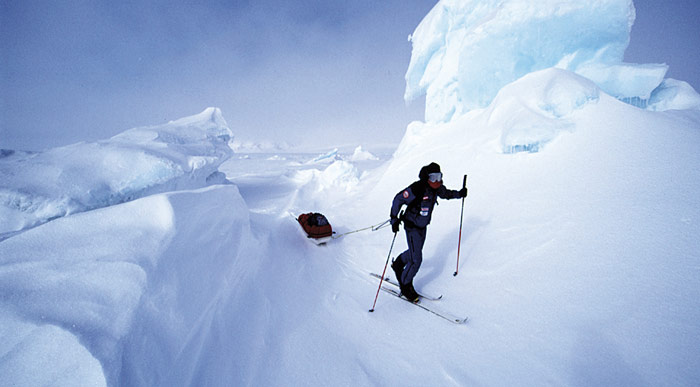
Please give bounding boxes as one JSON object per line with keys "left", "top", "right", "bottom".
{"left": 462, "top": 174, "right": 467, "bottom": 189}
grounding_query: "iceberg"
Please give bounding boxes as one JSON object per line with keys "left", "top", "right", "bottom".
{"left": 0, "top": 107, "right": 234, "bottom": 236}
{"left": 405, "top": 0, "right": 677, "bottom": 122}
{"left": 349, "top": 146, "right": 379, "bottom": 161}
{"left": 310, "top": 148, "right": 340, "bottom": 163}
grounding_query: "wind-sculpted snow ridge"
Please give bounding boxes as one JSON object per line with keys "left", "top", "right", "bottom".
{"left": 291, "top": 159, "right": 361, "bottom": 209}
{"left": 404, "top": 0, "right": 697, "bottom": 123}
{"left": 647, "top": 79, "right": 700, "bottom": 111}
{"left": 0, "top": 185, "right": 258, "bottom": 386}
{"left": 0, "top": 107, "right": 234, "bottom": 236}
{"left": 490, "top": 68, "right": 600, "bottom": 154}
{"left": 397, "top": 68, "right": 601, "bottom": 155}
{"left": 350, "top": 145, "right": 379, "bottom": 161}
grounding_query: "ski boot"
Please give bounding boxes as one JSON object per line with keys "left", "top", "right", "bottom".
{"left": 401, "top": 281, "right": 420, "bottom": 303}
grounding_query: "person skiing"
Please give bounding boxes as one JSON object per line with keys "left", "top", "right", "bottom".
{"left": 389, "top": 162, "right": 467, "bottom": 302}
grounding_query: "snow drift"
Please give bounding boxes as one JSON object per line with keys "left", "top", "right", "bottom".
{"left": 365, "top": 65, "right": 700, "bottom": 385}
{"left": 2, "top": 1, "right": 700, "bottom": 386}
{"left": 0, "top": 184, "right": 258, "bottom": 386}
{"left": 2, "top": 83, "right": 699, "bottom": 385}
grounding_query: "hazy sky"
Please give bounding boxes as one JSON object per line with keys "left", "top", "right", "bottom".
{"left": 2, "top": 1, "right": 699, "bottom": 151}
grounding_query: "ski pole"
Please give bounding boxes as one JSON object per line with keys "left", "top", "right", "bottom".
{"left": 369, "top": 211, "right": 402, "bottom": 312}
{"left": 454, "top": 174, "right": 467, "bottom": 276}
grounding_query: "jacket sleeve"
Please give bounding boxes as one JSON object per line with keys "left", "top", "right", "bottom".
{"left": 437, "top": 185, "right": 461, "bottom": 200}
{"left": 391, "top": 186, "right": 414, "bottom": 221}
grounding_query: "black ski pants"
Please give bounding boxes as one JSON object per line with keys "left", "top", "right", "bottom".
{"left": 396, "top": 225, "right": 426, "bottom": 286}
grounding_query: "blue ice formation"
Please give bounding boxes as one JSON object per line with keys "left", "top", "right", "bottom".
{"left": 312, "top": 148, "right": 340, "bottom": 163}
{"left": 404, "top": 0, "right": 686, "bottom": 123}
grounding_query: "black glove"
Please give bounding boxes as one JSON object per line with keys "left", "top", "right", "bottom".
{"left": 459, "top": 187, "right": 468, "bottom": 198}
{"left": 391, "top": 217, "right": 401, "bottom": 233}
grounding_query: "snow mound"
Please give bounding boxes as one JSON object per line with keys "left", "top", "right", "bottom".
{"left": 395, "top": 68, "right": 601, "bottom": 157}
{"left": 405, "top": 0, "right": 675, "bottom": 122}
{"left": 349, "top": 146, "right": 379, "bottom": 161}
{"left": 0, "top": 108, "right": 233, "bottom": 235}
{"left": 648, "top": 79, "right": 700, "bottom": 111}
{"left": 289, "top": 160, "right": 361, "bottom": 213}
{"left": 317, "top": 160, "right": 360, "bottom": 192}
{"left": 294, "top": 160, "right": 359, "bottom": 193}
{"left": 574, "top": 62, "right": 668, "bottom": 102}
{"left": 0, "top": 184, "right": 255, "bottom": 386}
{"left": 488, "top": 68, "right": 600, "bottom": 153}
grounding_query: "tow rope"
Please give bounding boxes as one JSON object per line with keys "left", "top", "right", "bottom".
{"left": 331, "top": 218, "right": 391, "bottom": 239}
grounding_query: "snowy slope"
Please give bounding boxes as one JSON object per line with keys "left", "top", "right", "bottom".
{"left": 338, "top": 69, "right": 700, "bottom": 385}
{"left": 0, "top": 185, "right": 254, "bottom": 386}
{"left": 2, "top": 0, "right": 700, "bottom": 384}
{"left": 2, "top": 69, "right": 698, "bottom": 385}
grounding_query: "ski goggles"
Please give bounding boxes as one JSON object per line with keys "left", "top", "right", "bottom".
{"left": 428, "top": 172, "right": 442, "bottom": 182}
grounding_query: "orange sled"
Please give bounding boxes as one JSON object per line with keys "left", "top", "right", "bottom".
{"left": 297, "top": 212, "right": 334, "bottom": 244}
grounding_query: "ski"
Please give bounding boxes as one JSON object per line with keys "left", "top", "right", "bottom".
{"left": 379, "top": 286, "right": 468, "bottom": 325}
{"left": 370, "top": 273, "right": 442, "bottom": 301}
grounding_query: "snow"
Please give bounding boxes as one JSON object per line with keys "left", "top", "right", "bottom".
{"left": 229, "top": 139, "right": 291, "bottom": 153}
{"left": 0, "top": 107, "right": 233, "bottom": 237}
{"left": 648, "top": 78, "right": 700, "bottom": 111}
{"left": 0, "top": 185, "right": 254, "bottom": 386}
{"left": 2, "top": 81, "right": 699, "bottom": 385}
{"left": 575, "top": 61, "right": 668, "bottom": 100}
{"left": 349, "top": 145, "right": 379, "bottom": 162}
{"left": 488, "top": 68, "right": 600, "bottom": 153}
{"left": 2, "top": 2, "right": 700, "bottom": 386}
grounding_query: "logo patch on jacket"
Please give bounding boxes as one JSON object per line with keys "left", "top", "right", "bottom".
{"left": 420, "top": 207, "right": 429, "bottom": 216}
{"left": 403, "top": 190, "right": 409, "bottom": 199}
{"left": 423, "top": 196, "right": 429, "bottom": 200}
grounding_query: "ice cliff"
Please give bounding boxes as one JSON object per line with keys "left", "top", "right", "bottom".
{"left": 405, "top": 0, "right": 699, "bottom": 123}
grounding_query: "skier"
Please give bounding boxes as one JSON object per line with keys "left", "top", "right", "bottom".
{"left": 389, "top": 162, "right": 467, "bottom": 302}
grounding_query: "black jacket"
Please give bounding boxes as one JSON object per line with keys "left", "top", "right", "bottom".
{"left": 390, "top": 180, "right": 461, "bottom": 228}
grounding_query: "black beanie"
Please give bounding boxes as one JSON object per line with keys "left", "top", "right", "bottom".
{"left": 418, "top": 162, "right": 441, "bottom": 181}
